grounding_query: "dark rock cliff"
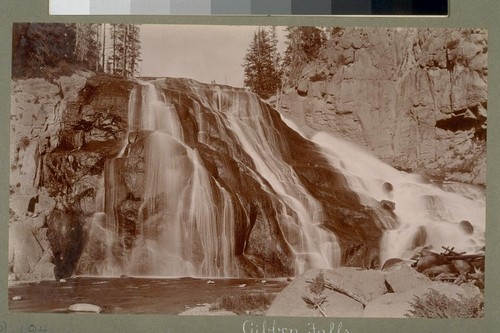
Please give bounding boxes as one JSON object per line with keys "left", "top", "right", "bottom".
{"left": 10, "top": 72, "right": 133, "bottom": 279}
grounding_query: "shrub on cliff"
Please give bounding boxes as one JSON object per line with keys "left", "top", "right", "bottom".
{"left": 405, "top": 289, "right": 484, "bottom": 318}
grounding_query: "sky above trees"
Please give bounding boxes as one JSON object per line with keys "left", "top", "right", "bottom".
{"left": 139, "top": 25, "right": 286, "bottom": 88}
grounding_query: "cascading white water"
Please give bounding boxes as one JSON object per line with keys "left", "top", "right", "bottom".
{"left": 92, "top": 82, "right": 239, "bottom": 277}
{"left": 91, "top": 81, "right": 341, "bottom": 277}
{"left": 84, "top": 79, "right": 484, "bottom": 278}
{"left": 191, "top": 86, "right": 342, "bottom": 274}
{"left": 310, "top": 132, "right": 485, "bottom": 263}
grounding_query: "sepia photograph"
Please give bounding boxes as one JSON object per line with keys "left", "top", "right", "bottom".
{"left": 8, "top": 23, "right": 487, "bottom": 318}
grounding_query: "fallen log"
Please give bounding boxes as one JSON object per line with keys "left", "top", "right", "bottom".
{"left": 442, "top": 254, "right": 484, "bottom": 261}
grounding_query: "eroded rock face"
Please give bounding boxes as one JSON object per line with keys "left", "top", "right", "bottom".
{"left": 79, "top": 79, "right": 396, "bottom": 277}
{"left": 279, "top": 28, "right": 487, "bottom": 184}
{"left": 10, "top": 72, "right": 133, "bottom": 279}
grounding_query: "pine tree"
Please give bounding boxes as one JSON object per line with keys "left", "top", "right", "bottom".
{"left": 75, "top": 23, "right": 101, "bottom": 71}
{"left": 12, "top": 23, "right": 141, "bottom": 78}
{"left": 127, "top": 24, "right": 142, "bottom": 77}
{"left": 109, "top": 24, "right": 141, "bottom": 77}
{"left": 242, "top": 27, "right": 282, "bottom": 100}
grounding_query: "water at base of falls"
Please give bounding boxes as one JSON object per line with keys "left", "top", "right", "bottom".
{"left": 80, "top": 78, "right": 485, "bottom": 278}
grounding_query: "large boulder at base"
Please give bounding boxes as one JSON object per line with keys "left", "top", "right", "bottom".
{"left": 32, "top": 251, "right": 56, "bottom": 281}
{"left": 266, "top": 268, "right": 386, "bottom": 317}
{"left": 9, "top": 220, "right": 45, "bottom": 275}
{"left": 323, "top": 267, "right": 388, "bottom": 302}
{"left": 363, "top": 281, "right": 481, "bottom": 318}
{"left": 384, "top": 265, "right": 432, "bottom": 293}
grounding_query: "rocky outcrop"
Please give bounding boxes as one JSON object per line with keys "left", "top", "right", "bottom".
{"left": 13, "top": 74, "right": 395, "bottom": 279}
{"left": 278, "top": 28, "right": 487, "bottom": 184}
{"left": 11, "top": 66, "right": 484, "bottom": 280}
{"left": 77, "top": 78, "right": 397, "bottom": 278}
{"left": 266, "top": 267, "right": 482, "bottom": 318}
{"left": 9, "top": 72, "right": 133, "bottom": 280}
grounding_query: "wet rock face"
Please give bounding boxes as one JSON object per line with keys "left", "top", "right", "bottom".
{"left": 279, "top": 28, "right": 487, "bottom": 184}
{"left": 46, "top": 210, "right": 86, "bottom": 279}
{"left": 43, "top": 75, "right": 133, "bottom": 199}
{"left": 10, "top": 72, "right": 134, "bottom": 279}
{"left": 84, "top": 78, "right": 395, "bottom": 277}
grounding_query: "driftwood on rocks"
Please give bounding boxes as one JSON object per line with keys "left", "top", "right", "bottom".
{"left": 413, "top": 246, "right": 484, "bottom": 287}
{"left": 306, "top": 278, "right": 368, "bottom": 307}
{"left": 324, "top": 279, "right": 369, "bottom": 307}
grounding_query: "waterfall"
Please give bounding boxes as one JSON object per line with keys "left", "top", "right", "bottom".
{"left": 310, "top": 132, "right": 485, "bottom": 263}
{"left": 196, "top": 86, "right": 342, "bottom": 274}
{"left": 79, "top": 78, "right": 485, "bottom": 278}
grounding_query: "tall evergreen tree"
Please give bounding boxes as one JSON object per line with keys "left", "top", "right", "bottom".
{"left": 126, "top": 24, "right": 142, "bottom": 77}
{"left": 109, "top": 24, "right": 141, "bottom": 77}
{"left": 75, "top": 23, "right": 101, "bottom": 71}
{"left": 242, "top": 27, "right": 282, "bottom": 100}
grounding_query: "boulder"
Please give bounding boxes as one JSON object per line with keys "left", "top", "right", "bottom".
{"left": 381, "top": 258, "right": 405, "bottom": 271}
{"left": 32, "top": 251, "right": 56, "bottom": 281}
{"left": 297, "top": 80, "right": 309, "bottom": 96}
{"left": 266, "top": 268, "right": 386, "bottom": 317}
{"left": 423, "top": 264, "right": 454, "bottom": 278}
{"left": 384, "top": 265, "right": 431, "bottom": 293}
{"left": 382, "top": 182, "right": 393, "bottom": 193}
{"left": 9, "top": 220, "right": 45, "bottom": 275}
{"left": 68, "top": 303, "right": 102, "bottom": 313}
{"left": 415, "top": 251, "right": 448, "bottom": 272}
{"left": 266, "top": 269, "right": 364, "bottom": 317}
{"left": 380, "top": 200, "right": 396, "bottom": 211}
{"left": 363, "top": 281, "right": 481, "bottom": 318}
{"left": 459, "top": 220, "right": 474, "bottom": 234}
{"left": 452, "top": 259, "right": 472, "bottom": 274}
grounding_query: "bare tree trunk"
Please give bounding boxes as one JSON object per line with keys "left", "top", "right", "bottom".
{"left": 122, "top": 24, "right": 129, "bottom": 77}
{"left": 101, "top": 24, "right": 106, "bottom": 72}
{"left": 95, "top": 24, "right": 100, "bottom": 71}
{"left": 112, "top": 24, "right": 116, "bottom": 74}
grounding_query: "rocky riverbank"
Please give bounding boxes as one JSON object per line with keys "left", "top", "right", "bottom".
{"left": 266, "top": 265, "right": 482, "bottom": 318}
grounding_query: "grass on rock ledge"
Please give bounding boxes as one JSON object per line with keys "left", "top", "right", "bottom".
{"left": 209, "top": 292, "right": 277, "bottom": 315}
